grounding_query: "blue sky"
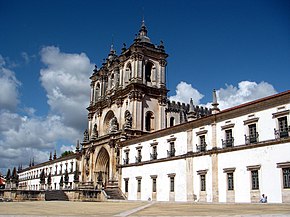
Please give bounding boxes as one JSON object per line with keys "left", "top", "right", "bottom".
{"left": 0, "top": 0, "right": 289, "bottom": 173}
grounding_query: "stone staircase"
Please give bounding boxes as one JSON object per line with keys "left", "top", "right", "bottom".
{"left": 45, "top": 190, "right": 69, "bottom": 201}
{"left": 104, "top": 187, "right": 125, "bottom": 200}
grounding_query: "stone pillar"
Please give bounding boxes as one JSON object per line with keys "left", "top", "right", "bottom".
{"left": 108, "top": 140, "right": 117, "bottom": 186}
{"left": 211, "top": 121, "right": 219, "bottom": 202}
{"left": 159, "top": 60, "right": 166, "bottom": 87}
{"left": 186, "top": 130, "right": 195, "bottom": 201}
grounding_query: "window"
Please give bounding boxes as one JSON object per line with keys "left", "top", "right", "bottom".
{"left": 145, "top": 112, "right": 154, "bottom": 131}
{"left": 123, "top": 150, "right": 129, "bottom": 164}
{"left": 251, "top": 170, "right": 259, "bottom": 190}
{"left": 152, "top": 178, "right": 157, "bottom": 192}
{"left": 200, "top": 174, "right": 206, "bottom": 191}
{"left": 170, "top": 177, "right": 175, "bottom": 192}
{"left": 135, "top": 148, "right": 142, "bottom": 163}
{"left": 227, "top": 173, "right": 234, "bottom": 190}
{"left": 167, "top": 141, "right": 175, "bottom": 157}
{"left": 124, "top": 178, "right": 129, "bottom": 193}
{"left": 283, "top": 168, "right": 290, "bottom": 189}
{"left": 170, "top": 117, "right": 175, "bottom": 127}
{"left": 247, "top": 165, "right": 261, "bottom": 190}
{"left": 222, "top": 129, "right": 234, "bottom": 148}
{"left": 197, "top": 170, "right": 208, "bottom": 192}
{"left": 197, "top": 135, "right": 206, "bottom": 152}
{"left": 70, "top": 162, "right": 74, "bottom": 173}
{"left": 168, "top": 173, "right": 176, "bottom": 192}
{"left": 278, "top": 117, "right": 289, "bottom": 138}
{"left": 150, "top": 146, "right": 158, "bottom": 160}
{"left": 245, "top": 124, "right": 259, "bottom": 144}
{"left": 137, "top": 179, "right": 141, "bottom": 192}
{"left": 145, "top": 62, "right": 153, "bottom": 82}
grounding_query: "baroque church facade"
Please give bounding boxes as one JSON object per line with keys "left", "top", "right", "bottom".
{"left": 13, "top": 21, "right": 290, "bottom": 203}
{"left": 79, "top": 21, "right": 211, "bottom": 192}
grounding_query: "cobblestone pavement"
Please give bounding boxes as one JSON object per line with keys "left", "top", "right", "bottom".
{"left": 0, "top": 201, "right": 289, "bottom": 217}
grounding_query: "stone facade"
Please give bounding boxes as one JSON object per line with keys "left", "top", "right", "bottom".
{"left": 11, "top": 21, "right": 290, "bottom": 203}
{"left": 79, "top": 21, "right": 211, "bottom": 191}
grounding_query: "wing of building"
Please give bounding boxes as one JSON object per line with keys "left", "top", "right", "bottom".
{"left": 14, "top": 21, "right": 290, "bottom": 203}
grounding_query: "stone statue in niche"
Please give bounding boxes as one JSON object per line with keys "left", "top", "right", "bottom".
{"left": 85, "top": 148, "right": 91, "bottom": 176}
{"left": 83, "top": 129, "right": 89, "bottom": 142}
{"left": 91, "top": 123, "right": 98, "bottom": 139}
{"left": 123, "top": 110, "right": 132, "bottom": 129}
{"left": 109, "top": 117, "right": 118, "bottom": 133}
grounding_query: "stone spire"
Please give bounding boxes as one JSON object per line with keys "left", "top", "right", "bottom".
{"left": 53, "top": 150, "right": 57, "bottom": 160}
{"left": 211, "top": 89, "right": 220, "bottom": 114}
{"left": 187, "top": 98, "right": 197, "bottom": 121}
{"left": 135, "top": 18, "right": 151, "bottom": 43}
{"left": 76, "top": 140, "right": 80, "bottom": 153}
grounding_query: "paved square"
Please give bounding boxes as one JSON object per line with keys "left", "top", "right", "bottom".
{"left": 0, "top": 201, "right": 289, "bottom": 217}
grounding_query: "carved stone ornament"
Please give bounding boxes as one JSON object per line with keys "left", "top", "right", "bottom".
{"left": 159, "top": 59, "right": 167, "bottom": 67}
{"left": 85, "top": 149, "right": 90, "bottom": 176}
{"left": 96, "top": 109, "right": 102, "bottom": 117}
{"left": 115, "top": 98, "right": 123, "bottom": 108}
{"left": 129, "top": 90, "right": 143, "bottom": 101}
{"left": 158, "top": 96, "right": 167, "bottom": 106}
{"left": 123, "top": 110, "right": 132, "bottom": 129}
{"left": 91, "top": 123, "right": 98, "bottom": 140}
{"left": 109, "top": 117, "right": 119, "bottom": 133}
{"left": 83, "top": 129, "right": 89, "bottom": 142}
{"left": 137, "top": 54, "right": 144, "bottom": 61}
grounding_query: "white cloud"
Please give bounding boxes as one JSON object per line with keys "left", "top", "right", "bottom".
{"left": 170, "top": 80, "right": 277, "bottom": 111}
{"left": 214, "top": 81, "right": 277, "bottom": 110}
{"left": 169, "top": 81, "right": 204, "bottom": 105}
{"left": 0, "top": 55, "right": 21, "bottom": 111}
{"left": 60, "top": 144, "right": 75, "bottom": 154}
{"left": 0, "top": 48, "right": 94, "bottom": 174}
{"left": 40, "top": 46, "right": 94, "bottom": 130}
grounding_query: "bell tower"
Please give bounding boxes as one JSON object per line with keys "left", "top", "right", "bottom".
{"left": 87, "top": 20, "right": 168, "bottom": 139}
{"left": 80, "top": 20, "right": 168, "bottom": 190}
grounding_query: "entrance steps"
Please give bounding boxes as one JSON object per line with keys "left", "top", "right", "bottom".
{"left": 104, "top": 187, "right": 125, "bottom": 200}
{"left": 45, "top": 190, "right": 69, "bottom": 201}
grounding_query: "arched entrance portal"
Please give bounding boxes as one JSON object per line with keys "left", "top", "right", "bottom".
{"left": 95, "top": 147, "right": 109, "bottom": 189}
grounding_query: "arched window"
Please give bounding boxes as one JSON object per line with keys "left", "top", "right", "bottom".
{"left": 111, "top": 73, "right": 115, "bottom": 89}
{"left": 95, "top": 82, "right": 100, "bottom": 99}
{"left": 145, "top": 111, "right": 154, "bottom": 131}
{"left": 103, "top": 110, "right": 115, "bottom": 134}
{"left": 145, "top": 62, "right": 153, "bottom": 82}
{"left": 170, "top": 117, "right": 175, "bottom": 127}
{"left": 126, "top": 63, "right": 132, "bottom": 82}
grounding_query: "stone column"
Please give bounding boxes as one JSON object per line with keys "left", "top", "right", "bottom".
{"left": 211, "top": 121, "right": 219, "bottom": 202}
{"left": 186, "top": 130, "right": 195, "bottom": 201}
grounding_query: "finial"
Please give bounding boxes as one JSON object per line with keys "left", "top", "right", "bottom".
{"left": 211, "top": 89, "right": 220, "bottom": 113}
{"left": 49, "top": 152, "right": 52, "bottom": 161}
{"left": 121, "top": 43, "right": 126, "bottom": 53}
{"left": 76, "top": 140, "right": 80, "bottom": 152}
{"left": 189, "top": 98, "right": 195, "bottom": 112}
{"left": 53, "top": 150, "right": 57, "bottom": 160}
{"left": 29, "top": 158, "right": 31, "bottom": 167}
{"left": 32, "top": 158, "right": 35, "bottom": 166}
